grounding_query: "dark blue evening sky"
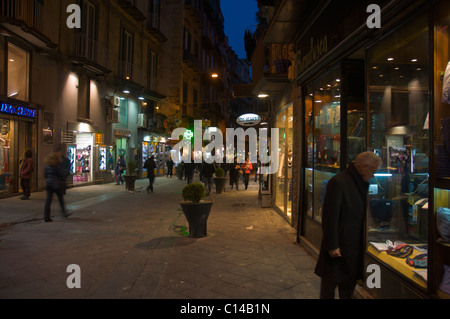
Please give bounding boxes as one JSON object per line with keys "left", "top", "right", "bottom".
{"left": 220, "top": 0, "right": 259, "bottom": 60}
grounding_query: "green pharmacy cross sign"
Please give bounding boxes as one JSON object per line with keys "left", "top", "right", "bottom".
{"left": 184, "top": 129, "right": 194, "bottom": 140}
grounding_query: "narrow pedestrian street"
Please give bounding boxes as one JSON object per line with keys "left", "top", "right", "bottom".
{"left": 0, "top": 174, "right": 320, "bottom": 300}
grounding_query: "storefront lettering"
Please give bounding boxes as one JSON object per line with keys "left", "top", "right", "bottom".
{"left": 0, "top": 103, "right": 36, "bottom": 119}
{"left": 296, "top": 35, "right": 328, "bottom": 76}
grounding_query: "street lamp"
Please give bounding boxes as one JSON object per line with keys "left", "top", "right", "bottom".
{"left": 211, "top": 73, "right": 219, "bottom": 78}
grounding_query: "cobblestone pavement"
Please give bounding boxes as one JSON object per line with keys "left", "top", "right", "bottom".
{"left": 0, "top": 174, "right": 320, "bottom": 301}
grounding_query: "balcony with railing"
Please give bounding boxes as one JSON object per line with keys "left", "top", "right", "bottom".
{"left": 145, "top": 13, "right": 168, "bottom": 43}
{"left": 118, "top": 0, "right": 145, "bottom": 21}
{"left": 0, "top": 0, "right": 56, "bottom": 48}
{"left": 66, "top": 32, "right": 112, "bottom": 75}
{"left": 251, "top": 41, "right": 292, "bottom": 94}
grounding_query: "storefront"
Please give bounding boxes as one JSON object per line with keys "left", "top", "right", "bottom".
{"left": 0, "top": 101, "right": 37, "bottom": 198}
{"left": 295, "top": 0, "right": 449, "bottom": 299}
{"left": 141, "top": 134, "right": 171, "bottom": 177}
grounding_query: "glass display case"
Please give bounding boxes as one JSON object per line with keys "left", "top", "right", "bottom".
{"left": 366, "top": 13, "right": 430, "bottom": 290}
{"left": 432, "top": 1, "right": 450, "bottom": 298}
{"left": 67, "top": 144, "right": 76, "bottom": 174}
{"left": 99, "top": 146, "right": 107, "bottom": 171}
{"left": 275, "top": 103, "right": 293, "bottom": 221}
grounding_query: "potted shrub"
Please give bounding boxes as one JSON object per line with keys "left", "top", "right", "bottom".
{"left": 179, "top": 182, "right": 213, "bottom": 238}
{"left": 213, "top": 167, "right": 227, "bottom": 194}
{"left": 123, "top": 161, "right": 138, "bottom": 193}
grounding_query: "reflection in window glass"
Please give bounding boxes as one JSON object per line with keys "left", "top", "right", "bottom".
{"left": 307, "top": 68, "right": 341, "bottom": 222}
{"left": 275, "top": 108, "right": 287, "bottom": 216}
{"left": 367, "top": 15, "right": 429, "bottom": 289}
{"left": 7, "top": 44, "right": 29, "bottom": 102}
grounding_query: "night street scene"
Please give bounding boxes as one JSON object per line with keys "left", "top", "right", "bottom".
{"left": 1, "top": 0, "right": 450, "bottom": 311}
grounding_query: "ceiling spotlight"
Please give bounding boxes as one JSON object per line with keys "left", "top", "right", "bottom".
{"left": 123, "top": 90, "right": 130, "bottom": 94}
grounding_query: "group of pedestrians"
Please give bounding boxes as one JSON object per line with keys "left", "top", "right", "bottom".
{"left": 228, "top": 157, "right": 254, "bottom": 191}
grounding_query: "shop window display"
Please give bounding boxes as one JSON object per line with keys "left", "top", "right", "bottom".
{"left": 366, "top": 15, "right": 430, "bottom": 289}
{"left": 75, "top": 133, "right": 94, "bottom": 183}
{"left": 305, "top": 68, "right": 341, "bottom": 223}
{"left": 0, "top": 119, "right": 12, "bottom": 194}
{"left": 433, "top": 2, "right": 450, "bottom": 298}
{"left": 275, "top": 104, "right": 293, "bottom": 220}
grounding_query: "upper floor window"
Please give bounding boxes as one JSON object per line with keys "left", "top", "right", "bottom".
{"left": 7, "top": 43, "right": 29, "bottom": 102}
{"left": 148, "top": 50, "right": 158, "bottom": 90}
{"left": 120, "top": 29, "right": 134, "bottom": 80}
{"left": 77, "top": 0, "right": 97, "bottom": 61}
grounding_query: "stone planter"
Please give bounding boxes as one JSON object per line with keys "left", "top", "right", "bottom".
{"left": 179, "top": 200, "right": 213, "bottom": 238}
{"left": 123, "top": 175, "right": 138, "bottom": 193}
{"left": 214, "top": 177, "right": 227, "bottom": 194}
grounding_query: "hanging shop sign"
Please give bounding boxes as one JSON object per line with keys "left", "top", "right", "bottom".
{"left": 0, "top": 102, "right": 37, "bottom": 119}
{"left": 237, "top": 113, "right": 261, "bottom": 126}
{"left": 114, "top": 129, "right": 132, "bottom": 137}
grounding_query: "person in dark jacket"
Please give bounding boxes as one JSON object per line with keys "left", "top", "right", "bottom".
{"left": 44, "top": 153, "right": 69, "bottom": 222}
{"left": 166, "top": 156, "right": 174, "bottom": 178}
{"left": 59, "top": 150, "right": 71, "bottom": 195}
{"left": 19, "top": 149, "right": 33, "bottom": 200}
{"left": 144, "top": 155, "right": 157, "bottom": 193}
{"left": 184, "top": 160, "right": 195, "bottom": 184}
{"left": 115, "top": 155, "right": 126, "bottom": 185}
{"left": 314, "top": 151, "right": 382, "bottom": 299}
{"left": 229, "top": 157, "right": 240, "bottom": 190}
{"left": 201, "top": 161, "right": 216, "bottom": 195}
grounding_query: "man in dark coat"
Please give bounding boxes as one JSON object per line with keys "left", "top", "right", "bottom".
{"left": 184, "top": 160, "right": 195, "bottom": 184}
{"left": 314, "top": 151, "right": 382, "bottom": 299}
{"left": 201, "top": 161, "right": 216, "bottom": 195}
{"left": 144, "top": 155, "right": 156, "bottom": 193}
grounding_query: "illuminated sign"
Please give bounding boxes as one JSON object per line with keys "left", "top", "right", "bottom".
{"left": 0, "top": 103, "right": 37, "bottom": 119}
{"left": 184, "top": 129, "right": 194, "bottom": 140}
{"left": 237, "top": 113, "right": 261, "bottom": 126}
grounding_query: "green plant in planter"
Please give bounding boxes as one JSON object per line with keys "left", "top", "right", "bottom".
{"left": 215, "top": 167, "right": 225, "bottom": 177}
{"left": 127, "top": 161, "right": 137, "bottom": 175}
{"left": 182, "top": 182, "right": 206, "bottom": 203}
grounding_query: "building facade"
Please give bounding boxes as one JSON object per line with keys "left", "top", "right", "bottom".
{"left": 252, "top": 0, "right": 450, "bottom": 299}
{"left": 0, "top": 0, "right": 249, "bottom": 197}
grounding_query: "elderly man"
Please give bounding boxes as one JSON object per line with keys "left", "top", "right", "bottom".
{"left": 314, "top": 151, "right": 382, "bottom": 299}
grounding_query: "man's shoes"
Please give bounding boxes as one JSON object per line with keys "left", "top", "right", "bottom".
{"left": 20, "top": 196, "right": 29, "bottom": 200}
{"left": 44, "top": 219, "right": 53, "bottom": 223}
